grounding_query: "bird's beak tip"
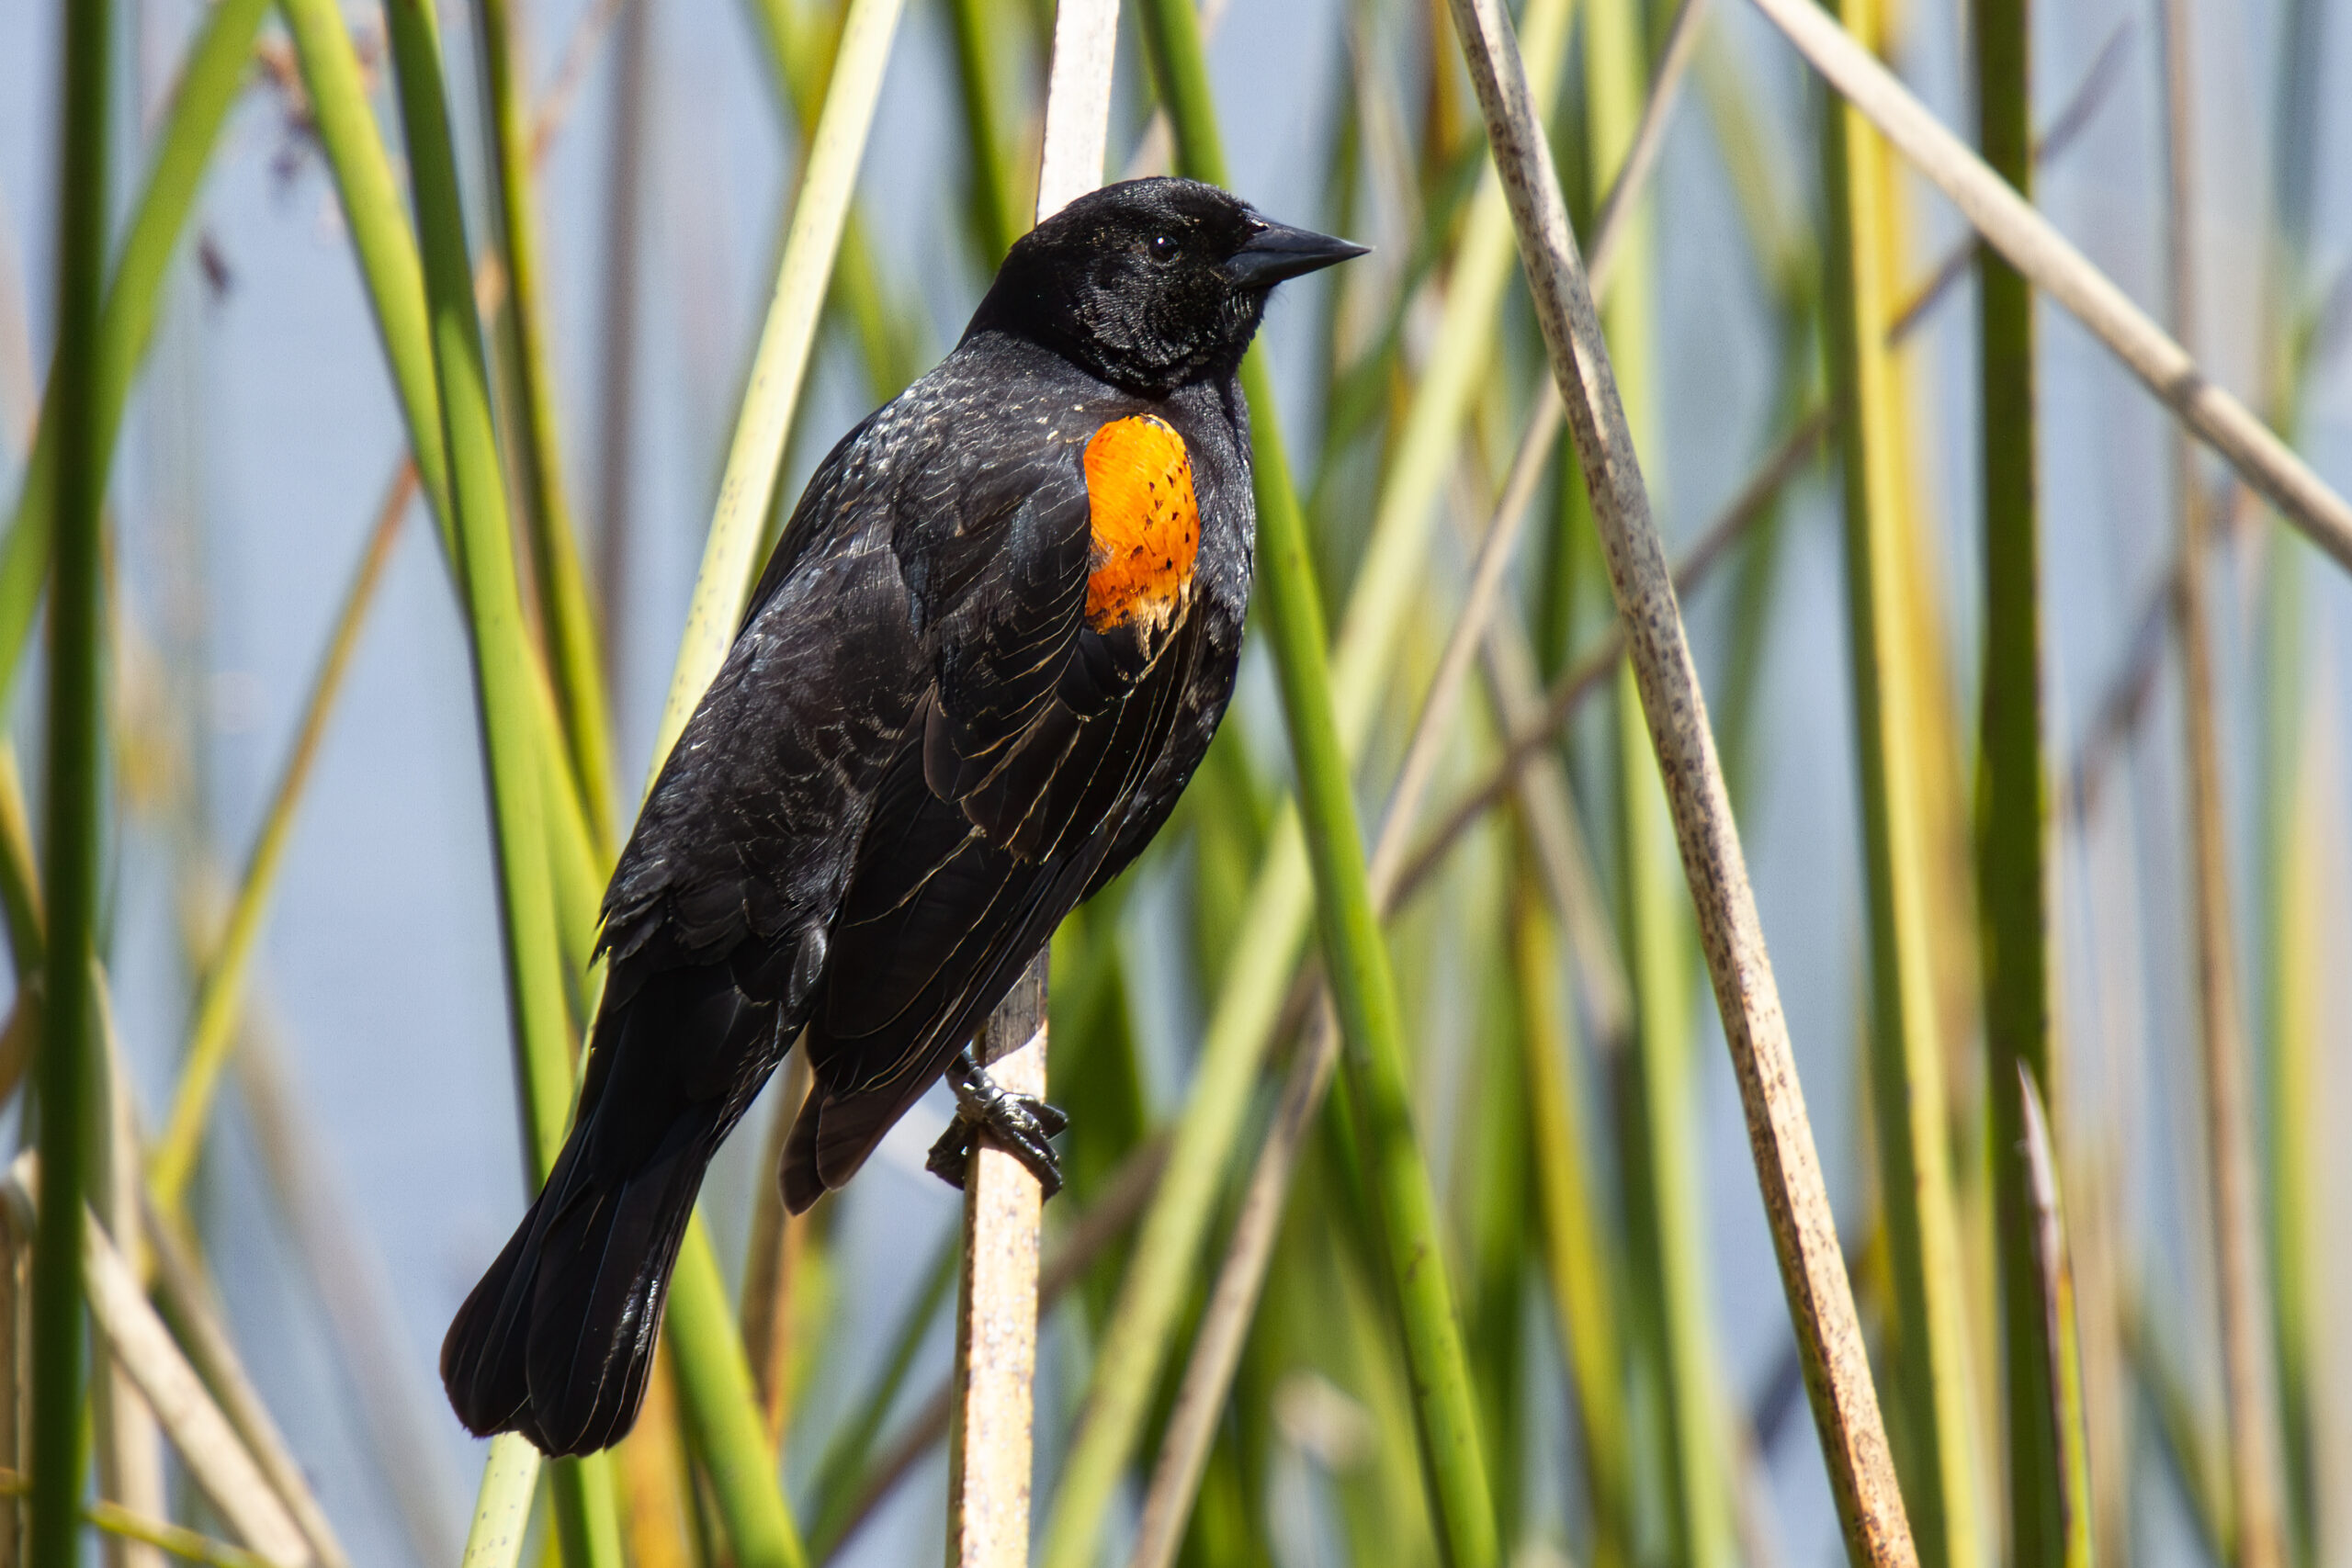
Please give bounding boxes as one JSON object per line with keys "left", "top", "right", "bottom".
{"left": 1221, "top": 220, "right": 1370, "bottom": 287}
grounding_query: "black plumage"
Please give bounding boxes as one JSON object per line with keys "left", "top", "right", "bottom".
{"left": 441, "top": 176, "right": 1363, "bottom": 1456}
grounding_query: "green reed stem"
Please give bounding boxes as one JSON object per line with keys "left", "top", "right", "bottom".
{"left": 29, "top": 0, "right": 109, "bottom": 1559}
{"left": 945, "top": 0, "right": 1028, "bottom": 262}
{"left": 376, "top": 4, "right": 621, "bottom": 1565}
{"left": 1511, "top": 881, "right": 1633, "bottom": 1568}
{"left": 1037, "top": 4, "right": 1573, "bottom": 1558}
{"left": 1134, "top": 4, "right": 1496, "bottom": 1561}
{"left": 667, "top": 1220, "right": 809, "bottom": 1568}
{"left": 1820, "top": 2, "right": 1983, "bottom": 1558}
{"left": 1581, "top": 0, "right": 1740, "bottom": 1554}
{"left": 0, "top": 0, "right": 271, "bottom": 707}
{"left": 476, "top": 0, "right": 620, "bottom": 847}
{"left": 1973, "top": 0, "right": 2060, "bottom": 1559}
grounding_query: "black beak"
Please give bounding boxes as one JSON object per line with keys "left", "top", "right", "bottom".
{"left": 1220, "top": 219, "right": 1369, "bottom": 288}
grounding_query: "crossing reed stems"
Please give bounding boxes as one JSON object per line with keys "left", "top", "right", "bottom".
{"left": 1439, "top": 0, "right": 1920, "bottom": 1556}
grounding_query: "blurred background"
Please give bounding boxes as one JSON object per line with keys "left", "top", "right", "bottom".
{"left": 0, "top": 0, "right": 2347, "bottom": 1562}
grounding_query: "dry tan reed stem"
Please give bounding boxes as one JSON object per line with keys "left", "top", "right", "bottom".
{"left": 1441, "top": 0, "right": 1917, "bottom": 1559}
{"left": 1745, "top": 0, "right": 2352, "bottom": 574}
{"left": 944, "top": 8, "right": 1119, "bottom": 1562}
{"left": 141, "top": 1205, "right": 354, "bottom": 1568}
{"left": 4, "top": 1162, "right": 311, "bottom": 1568}
{"left": 2162, "top": 6, "right": 2290, "bottom": 1562}
{"left": 948, "top": 974, "right": 1048, "bottom": 1568}
{"left": 94, "top": 991, "right": 162, "bottom": 1568}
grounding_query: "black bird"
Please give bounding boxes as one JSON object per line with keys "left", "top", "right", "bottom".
{"left": 441, "top": 177, "right": 1364, "bottom": 1456}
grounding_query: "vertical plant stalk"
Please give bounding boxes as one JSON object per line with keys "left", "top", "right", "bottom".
{"left": 946, "top": 969, "right": 1049, "bottom": 1568}
{"left": 2016, "top": 1066, "right": 2093, "bottom": 1568}
{"left": 1821, "top": 0, "right": 1983, "bottom": 1560}
{"left": 376, "top": 3, "right": 624, "bottom": 1565}
{"left": 476, "top": 0, "right": 619, "bottom": 842}
{"left": 741, "top": 1050, "right": 810, "bottom": 1449}
{"left": 29, "top": 0, "right": 109, "bottom": 1557}
{"left": 1130, "top": 383, "right": 1563, "bottom": 1568}
{"left": 1437, "top": 0, "right": 1919, "bottom": 1561}
{"left": 594, "top": 0, "right": 650, "bottom": 691}
{"left": 93, "top": 1007, "right": 164, "bottom": 1568}
{"left": 1040, "top": 0, "right": 1577, "bottom": 1553}
{"left": 945, "top": 0, "right": 1028, "bottom": 262}
{"left": 1135, "top": 3, "right": 1504, "bottom": 1563}
{"left": 1973, "top": 0, "right": 2059, "bottom": 1558}
{"left": 944, "top": 9, "right": 1115, "bottom": 1559}
{"left": 1512, "top": 886, "right": 1634, "bottom": 1565}
{"left": 2160, "top": 10, "right": 2289, "bottom": 1568}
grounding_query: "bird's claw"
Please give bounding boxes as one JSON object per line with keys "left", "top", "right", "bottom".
{"left": 925, "top": 1047, "right": 1068, "bottom": 1198}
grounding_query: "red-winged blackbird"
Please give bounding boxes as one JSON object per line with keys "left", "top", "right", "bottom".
{"left": 441, "top": 177, "right": 1363, "bottom": 1456}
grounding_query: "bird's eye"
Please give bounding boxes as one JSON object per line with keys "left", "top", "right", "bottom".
{"left": 1148, "top": 233, "right": 1181, "bottom": 262}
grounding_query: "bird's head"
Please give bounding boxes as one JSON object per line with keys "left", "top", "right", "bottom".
{"left": 968, "top": 176, "right": 1367, "bottom": 398}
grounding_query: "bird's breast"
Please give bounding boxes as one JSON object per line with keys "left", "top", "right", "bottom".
{"left": 1082, "top": 414, "right": 1200, "bottom": 637}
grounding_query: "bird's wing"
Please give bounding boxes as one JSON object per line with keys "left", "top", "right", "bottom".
{"left": 783, "top": 416, "right": 1212, "bottom": 1205}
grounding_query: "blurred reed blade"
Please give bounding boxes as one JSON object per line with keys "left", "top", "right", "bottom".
{"left": 2159, "top": 9, "right": 2290, "bottom": 1566}
{"left": 1130, "top": 375, "right": 1562, "bottom": 1568}
{"left": 474, "top": 0, "right": 620, "bottom": 845}
{"left": 1513, "top": 886, "right": 1634, "bottom": 1564}
{"left": 225, "top": 1004, "right": 468, "bottom": 1564}
{"left": 29, "top": 0, "right": 110, "bottom": 1555}
{"left": 2123, "top": 1300, "right": 2231, "bottom": 1560}
{"left": 1973, "top": 0, "right": 2060, "bottom": 1560}
{"left": 1743, "top": 0, "right": 2352, "bottom": 574}
{"left": 2016, "top": 1066, "right": 2094, "bottom": 1568}
{"left": 803, "top": 1231, "right": 957, "bottom": 1557}
{"left": 1390, "top": 407, "right": 1826, "bottom": 919}
{"left": 145, "top": 465, "right": 414, "bottom": 1216}
{"left": 944, "top": 0, "right": 1030, "bottom": 262}
{"left": 0, "top": 0, "right": 271, "bottom": 708}
{"left": 1820, "top": 0, "right": 1983, "bottom": 1557}
{"left": 1389, "top": 31, "right": 2113, "bottom": 943}
{"left": 1439, "top": 0, "right": 1920, "bottom": 1558}
{"left": 1581, "top": 0, "right": 1741, "bottom": 1551}
{"left": 1038, "top": 0, "right": 1579, "bottom": 1551}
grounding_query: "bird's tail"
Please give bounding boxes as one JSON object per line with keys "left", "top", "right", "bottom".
{"left": 439, "top": 1101, "right": 717, "bottom": 1456}
{"left": 442, "top": 964, "right": 785, "bottom": 1456}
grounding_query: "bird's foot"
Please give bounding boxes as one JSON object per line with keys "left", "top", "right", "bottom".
{"left": 925, "top": 1046, "right": 1068, "bottom": 1199}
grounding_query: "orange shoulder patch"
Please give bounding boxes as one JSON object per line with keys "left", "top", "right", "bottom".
{"left": 1082, "top": 414, "right": 1200, "bottom": 635}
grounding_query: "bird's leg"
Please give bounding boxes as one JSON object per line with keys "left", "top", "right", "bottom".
{"left": 925, "top": 1045, "right": 1069, "bottom": 1199}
